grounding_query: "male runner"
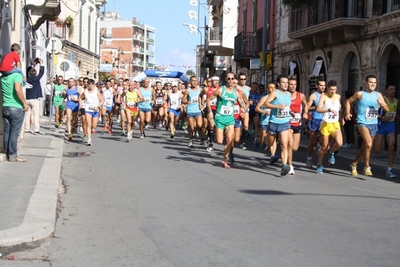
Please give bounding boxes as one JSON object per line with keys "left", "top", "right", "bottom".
{"left": 167, "top": 82, "right": 183, "bottom": 138}
{"left": 138, "top": 78, "right": 153, "bottom": 139}
{"left": 236, "top": 73, "right": 251, "bottom": 150}
{"left": 152, "top": 81, "right": 165, "bottom": 130}
{"left": 65, "top": 78, "right": 80, "bottom": 140}
{"left": 101, "top": 80, "right": 115, "bottom": 134}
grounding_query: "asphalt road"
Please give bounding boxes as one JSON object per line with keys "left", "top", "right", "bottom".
{"left": 4, "top": 126, "right": 400, "bottom": 267}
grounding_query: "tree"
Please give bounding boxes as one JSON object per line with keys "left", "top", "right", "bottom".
{"left": 98, "top": 72, "right": 115, "bottom": 82}
{"left": 186, "top": 69, "right": 195, "bottom": 77}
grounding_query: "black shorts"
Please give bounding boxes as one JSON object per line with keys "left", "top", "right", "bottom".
{"left": 249, "top": 109, "right": 258, "bottom": 120}
{"left": 153, "top": 105, "right": 163, "bottom": 112}
{"left": 79, "top": 108, "right": 85, "bottom": 115}
{"left": 290, "top": 125, "right": 302, "bottom": 134}
{"left": 203, "top": 108, "right": 216, "bottom": 118}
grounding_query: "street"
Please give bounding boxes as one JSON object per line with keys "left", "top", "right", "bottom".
{"left": 2, "top": 125, "right": 400, "bottom": 267}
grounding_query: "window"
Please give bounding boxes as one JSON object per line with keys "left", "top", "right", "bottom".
{"left": 252, "top": 0, "right": 257, "bottom": 33}
{"left": 242, "top": 8, "right": 247, "bottom": 32}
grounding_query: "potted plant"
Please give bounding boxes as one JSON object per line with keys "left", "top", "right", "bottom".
{"left": 65, "top": 15, "right": 74, "bottom": 37}
{"left": 65, "top": 15, "right": 73, "bottom": 26}
{"left": 55, "top": 19, "right": 64, "bottom": 26}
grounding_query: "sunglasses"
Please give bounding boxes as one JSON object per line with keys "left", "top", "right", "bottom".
{"left": 227, "top": 78, "right": 235, "bottom": 80}
{"left": 240, "top": 78, "right": 246, "bottom": 80}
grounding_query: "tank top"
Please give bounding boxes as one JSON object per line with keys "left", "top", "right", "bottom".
{"left": 269, "top": 90, "right": 291, "bottom": 124}
{"left": 126, "top": 91, "right": 138, "bottom": 109}
{"left": 259, "top": 101, "right": 270, "bottom": 126}
{"left": 187, "top": 87, "right": 201, "bottom": 113}
{"left": 66, "top": 86, "right": 79, "bottom": 103}
{"left": 290, "top": 91, "right": 302, "bottom": 127}
{"left": 311, "top": 92, "right": 323, "bottom": 120}
{"left": 356, "top": 91, "right": 379, "bottom": 125}
{"left": 169, "top": 91, "right": 181, "bottom": 110}
{"left": 102, "top": 88, "right": 114, "bottom": 107}
{"left": 206, "top": 87, "right": 218, "bottom": 110}
{"left": 216, "top": 86, "right": 237, "bottom": 116}
{"left": 382, "top": 96, "right": 397, "bottom": 122}
{"left": 84, "top": 89, "right": 99, "bottom": 112}
{"left": 138, "top": 87, "right": 152, "bottom": 109}
{"left": 54, "top": 84, "right": 65, "bottom": 100}
{"left": 114, "top": 86, "right": 123, "bottom": 103}
{"left": 322, "top": 93, "right": 340, "bottom": 123}
{"left": 154, "top": 89, "right": 164, "bottom": 106}
{"left": 233, "top": 88, "right": 242, "bottom": 120}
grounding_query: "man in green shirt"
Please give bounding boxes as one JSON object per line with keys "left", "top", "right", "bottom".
{"left": 1, "top": 72, "right": 29, "bottom": 162}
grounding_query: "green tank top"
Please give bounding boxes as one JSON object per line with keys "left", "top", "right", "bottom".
{"left": 54, "top": 84, "right": 65, "bottom": 101}
{"left": 216, "top": 86, "right": 237, "bottom": 116}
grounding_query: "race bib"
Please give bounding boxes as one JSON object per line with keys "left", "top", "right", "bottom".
{"left": 324, "top": 112, "right": 337, "bottom": 122}
{"left": 234, "top": 105, "right": 240, "bottom": 115}
{"left": 88, "top": 105, "right": 96, "bottom": 111}
{"left": 191, "top": 98, "right": 199, "bottom": 104}
{"left": 144, "top": 97, "right": 151, "bottom": 104}
{"left": 221, "top": 105, "right": 233, "bottom": 115}
{"left": 156, "top": 98, "right": 164, "bottom": 104}
{"left": 171, "top": 100, "right": 178, "bottom": 106}
{"left": 69, "top": 95, "right": 77, "bottom": 101}
{"left": 277, "top": 107, "right": 290, "bottom": 118}
{"left": 127, "top": 102, "right": 136, "bottom": 108}
{"left": 105, "top": 99, "right": 112, "bottom": 106}
{"left": 55, "top": 91, "right": 63, "bottom": 97}
{"left": 387, "top": 111, "right": 396, "bottom": 121}
{"left": 290, "top": 113, "right": 301, "bottom": 123}
{"left": 366, "top": 108, "right": 378, "bottom": 119}
{"left": 210, "top": 98, "right": 217, "bottom": 106}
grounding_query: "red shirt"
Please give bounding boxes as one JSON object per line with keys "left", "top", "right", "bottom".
{"left": 206, "top": 86, "right": 219, "bottom": 110}
{"left": 0, "top": 51, "right": 20, "bottom": 72}
{"left": 290, "top": 91, "right": 302, "bottom": 127}
{"left": 234, "top": 88, "right": 242, "bottom": 120}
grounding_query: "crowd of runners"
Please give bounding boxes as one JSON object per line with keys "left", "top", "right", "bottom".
{"left": 51, "top": 73, "right": 398, "bottom": 178}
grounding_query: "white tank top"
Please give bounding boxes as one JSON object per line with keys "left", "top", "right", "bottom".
{"left": 102, "top": 88, "right": 113, "bottom": 107}
{"left": 84, "top": 89, "right": 100, "bottom": 112}
{"left": 322, "top": 94, "right": 340, "bottom": 123}
{"left": 169, "top": 92, "right": 181, "bottom": 110}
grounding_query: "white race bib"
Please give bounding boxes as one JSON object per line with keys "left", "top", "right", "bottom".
{"left": 127, "top": 102, "right": 136, "bottom": 108}
{"left": 69, "top": 95, "right": 77, "bottom": 101}
{"left": 234, "top": 105, "right": 240, "bottom": 115}
{"left": 191, "top": 98, "right": 199, "bottom": 104}
{"left": 387, "top": 111, "right": 396, "bottom": 121}
{"left": 144, "top": 97, "right": 151, "bottom": 104}
{"left": 290, "top": 113, "right": 301, "bottom": 123}
{"left": 366, "top": 108, "right": 378, "bottom": 119}
{"left": 210, "top": 98, "right": 217, "bottom": 106}
{"left": 277, "top": 107, "right": 290, "bottom": 118}
{"left": 156, "top": 98, "right": 164, "bottom": 104}
{"left": 221, "top": 105, "right": 233, "bottom": 115}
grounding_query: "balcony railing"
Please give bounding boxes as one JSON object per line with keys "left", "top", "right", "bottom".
{"left": 289, "top": 0, "right": 367, "bottom": 33}
{"left": 53, "top": 24, "right": 66, "bottom": 39}
{"left": 133, "top": 35, "right": 144, "bottom": 41}
{"left": 147, "top": 63, "right": 154, "bottom": 68}
{"left": 146, "top": 37, "right": 154, "bottom": 43}
{"left": 133, "top": 21, "right": 145, "bottom": 28}
{"left": 234, "top": 31, "right": 262, "bottom": 61}
{"left": 146, "top": 50, "right": 154, "bottom": 56}
{"left": 133, "top": 61, "right": 144, "bottom": 66}
{"left": 208, "top": 27, "right": 222, "bottom": 42}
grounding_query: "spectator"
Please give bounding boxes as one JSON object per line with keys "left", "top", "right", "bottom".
{"left": 0, "top": 43, "right": 31, "bottom": 88}
{"left": 1, "top": 72, "right": 29, "bottom": 162}
{"left": 25, "top": 59, "right": 45, "bottom": 135}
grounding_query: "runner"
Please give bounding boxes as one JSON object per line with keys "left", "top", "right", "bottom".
{"left": 138, "top": 78, "right": 153, "bottom": 139}
{"left": 182, "top": 76, "right": 203, "bottom": 147}
{"left": 162, "top": 82, "right": 171, "bottom": 129}
{"left": 167, "top": 82, "right": 183, "bottom": 138}
{"left": 64, "top": 78, "right": 80, "bottom": 140}
{"left": 207, "top": 72, "right": 245, "bottom": 168}
{"left": 124, "top": 80, "right": 141, "bottom": 142}
{"left": 101, "top": 80, "right": 115, "bottom": 134}
{"left": 248, "top": 82, "right": 262, "bottom": 145}
{"left": 200, "top": 76, "right": 220, "bottom": 152}
{"left": 306, "top": 79, "right": 326, "bottom": 168}
{"left": 200, "top": 77, "right": 212, "bottom": 145}
{"left": 152, "top": 81, "right": 165, "bottom": 130}
{"left": 114, "top": 78, "right": 124, "bottom": 124}
{"left": 315, "top": 80, "right": 343, "bottom": 174}
{"left": 345, "top": 75, "right": 389, "bottom": 176}
{"left": 53, "top": 75, "right": 66, "bottom": 128}
{"left": 236, "top": 73, "right": 251, "bottom": 150}
{"left": 264, "top": 75, "right": 292, "bottom": 176}
{"left": 287, "top": 78, "right": 308, "bottom": 175}
{"left": 119, "top": 81, "right": 128, "bottom": 136}
{"left": 80, "top": 79, "right": 104, "bottom": 146}
{"left": 373, "top": 84, "right": 398, "bottom": 178}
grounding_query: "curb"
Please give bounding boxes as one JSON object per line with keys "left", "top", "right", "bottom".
{"left": 0, "top": 134, "right": 64, "bottom": 247}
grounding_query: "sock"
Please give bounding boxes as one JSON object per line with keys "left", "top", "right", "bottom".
{"left": 241, "top": 129, "right": 248, "bottom": 143}
{"left": 388, "top": 167, "right": 392, "bottom": 171}
{"left": 208, "top": 130, "right": 214, "bottom": 143}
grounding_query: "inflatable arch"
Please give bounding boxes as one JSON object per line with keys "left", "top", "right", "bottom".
{"left": 135, "top": 70, "right": 190, "bottom": 83}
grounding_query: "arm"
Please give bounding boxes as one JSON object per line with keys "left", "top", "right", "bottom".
{"left": 377, "top": 92, "right": 389, "bottom": 113}
{"left": 97, "top": 91, "right": 104, "bottom": 110}
{"left": 14, "top": 82, "right": 29, "bottom": 112}
{"left": 307, "top": 93, "right": 316, "bottom": 111}
{"left": 264, "top": 91, "right": 285, "bottom": 110}
{"left": 240, "top": 91, "right": 250, "bottom": 111}
{"left": 255, "top": 96, "right": 268, "bottom": 114}
{"left": 316, "top": 95, "right": 330, "bottom": 114}
{"left": 181, "top": 90, "right": 189, "bottom": 104}
{"left": 236, "top": 90, "right": 245, "bottom": 109}
{"left": 206, "top": 88, "right": 221, "bottom": 115}
{"left": 301, "top": 93, "right": 309, "bottom": 120}
{"left": 345, "top": 91, "right": 362, "bottom": 120}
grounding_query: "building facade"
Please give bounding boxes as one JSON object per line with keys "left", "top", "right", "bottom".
{"left": 99, "top": 12, "right": 156, "bottom": 79}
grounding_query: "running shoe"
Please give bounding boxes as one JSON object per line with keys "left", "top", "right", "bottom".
{"left": 108, "top": 128, "right": 112, "bottom": 134}
{"left": 328, "top": 152, "right": 335, "bottom": 165}
{"left": 221, "top": 161, "right": 231, "bottom": 169}
{"left": 103, "top": 125, "right": 108, "bottom": 131}
{"left": 83, "top": 135, "right": 88, "bottom": 142}
{"left": 288, "top": 165, "right": 295, "bottom": 175}
{"left": 68, "top": 133, "right": 72, "bottom": 140}
{"left": 117, "top": 118, "right": 120, "bottom": 124}
{"left": 228, "top": 153, "right": 235, "bottom": 162}
{"left": 92, "top": 128, "right": 96, "bottom": 134}
{"left": 200, "top": 139, "right": 205, "bottom": 145}
{"left": 386, "top": 169, "right": 397, "bottom": 179}
{"left": 281, "top": 164, "right": 290, "bottom": 176}
{"left": 188, "top": 140, "right": 194, "bottom": 148}
{"left": 86, "top": 139, "right": 92, "bottom": 146}
{"left": 306, "top": 158, "right": 313, "bottom": 168}
{"left": 195, "top": 131, "right": 199, "bottom": 138}
{"left": 139, "top": 134, "right": 144, "bottom": 139}
{"left": 343, "top": 143, "right": 352, "bottom": 148}
{"left": 363, "top": 166, "right": 373, "bottom": 176}
{"left": 145, "top": 124, "right": 148, "bottom": 129}
{"left": 270, "top": 155, "right": 279, "bottom": 164}
{"left": 316, "top": 164, "right": 323, "bottom": 174}
{"left": 350, "top": 163, "right": 358, "bottom": 176}
{"left": 170, "top": 132, "right": 175, "bottom": 139}
{"left": 240, "top": 143, "right": 247, "bottom": 150}
{"left": 206, "top": 146, "right": 213, "bottom": 152}
{"left": 121, "top": 130, "right": 126, "bottom": 136}
{"left": 254, "top": 142, "right": 259, "bottom": 151}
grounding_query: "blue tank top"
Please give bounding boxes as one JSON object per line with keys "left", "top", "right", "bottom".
{"left": 138, "top": 87, "right": 152, "bottom": 109}
{"left": 66, "top": 86, "right": 79, "bottom": 103}
{"left": 269, "top": 90, "right": 291, "bottom": 124}
{"left": 311, "top": 92, "right": 323, "bottom": 120}
{"left": 186, "top": 87, "right": 201, "bottom": 113}
{"left": 249, "top": 91, "right": 261, "bottom": 110}
{"left": 356, "top": 91, "right": 379, "bottom": 125}
{"left": 259, "top": 104, "right": 270, "bottom": 126}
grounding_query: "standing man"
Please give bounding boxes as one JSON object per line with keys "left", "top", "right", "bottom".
{"left": 306, "top": 79, "right": 326, "bottom": 168}
{"left": 315, "top": 80, "right": 344, "bottom": 174}
{"left": 345, "top": 75, "right": 389, "bottom": 176}
{"left": 207, "top": 72, "right": 245, "bottom": 169}
{"left": 25, "top": 59, "right": 45, "bottom": 135}
{"left": 264, "top": 75, "right": 292, "bottom": 176}
{"left": 2, "top": 71, "right": 29, "bottom": 162}
{"left": 373, "top": 84, "right": 398, "bottom": 178}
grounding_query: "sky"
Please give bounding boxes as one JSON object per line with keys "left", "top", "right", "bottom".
{"left": 104, "top": 0, "right": 209, "bottom": 74}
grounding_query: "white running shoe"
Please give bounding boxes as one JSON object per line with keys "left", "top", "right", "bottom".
{"left": 288, "top": 165, "right": 295, "bottom": 175}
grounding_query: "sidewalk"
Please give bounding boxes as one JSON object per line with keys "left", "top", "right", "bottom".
{"left": 0, "top": 117, "right": 64, "bottom": 247}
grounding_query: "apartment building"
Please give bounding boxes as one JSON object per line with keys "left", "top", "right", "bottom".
{"left": 99, "top": 12, "right": 156, "bottom": 79}
{"left": 277, "top": 0, "right": 400, "bottom": 97}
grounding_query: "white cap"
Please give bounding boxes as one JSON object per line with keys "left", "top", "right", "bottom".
{"left": 211, "top": 76, "right": 219, "bottom": 81}
{"left": 171, "top": 81, "right": 178, "bottom": 86}
{"left": 132, "top": 77, "right": 139, "bottom": 82}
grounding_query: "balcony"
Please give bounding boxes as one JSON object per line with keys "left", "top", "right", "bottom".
{"left": 146, "top": 50, "right": 154, "bottom": 56}
{"left": 288, "top": 0, "right": 367, "bottom": 48}
{"left": 133, "top": 21, "right": 145, "bottom": 29}
{"left": 234, "top": 31, "right": 261, "bottom": 62}
{"left": 147, "top": 63, "right": 154, "bottom": 68}
{"left": 95, "top": 0, "right": 108, "bottom": 7}
{"left": 132, "top": 61, "right": 144, "bottom": 67}
{"left": 29, "top": 0, "right": 61, "bottom": 31}
{"left": 132, "top": 47, "right": 144, "bottom": 54}
{"left": 133, "top": 34, "right": 145, "bottom": 42}
{"left": 53, "top": 23, "right": 67, "bottom": 39}
{"left": 146, "top": 37, "right": 154, "bottom": 44}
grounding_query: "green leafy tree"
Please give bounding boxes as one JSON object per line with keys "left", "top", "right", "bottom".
{"left": 98, "top": 72, "right": 115, "bottom": 82}
{"left": 186, "top": 69, "right": 195, "bottom": 77}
